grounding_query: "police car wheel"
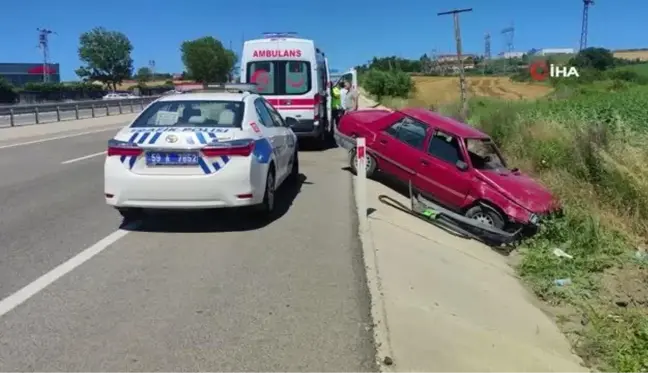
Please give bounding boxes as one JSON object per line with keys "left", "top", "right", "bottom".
{"left": 257, "top": 169, "right": 276, "bottom": 216}
{"left": 288, "top": 151, "right": 299, "bottom": 183}
{"left": 117, "top": 207, "right": 143, "bottom": 223}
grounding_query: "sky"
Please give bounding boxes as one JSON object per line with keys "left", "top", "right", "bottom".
{"left": 0, "top": 0, "right": 646, "bottom": 81}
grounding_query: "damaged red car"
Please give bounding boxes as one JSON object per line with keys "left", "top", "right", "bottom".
{"left": 335, "top": 108, "right": 560, "bottom": 230}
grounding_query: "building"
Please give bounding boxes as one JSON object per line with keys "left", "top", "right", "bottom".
{"left": 498, "top": 51, "right": 525, "bottom": 59}
{"left": 529, "top": 48, "right": 575, "bottom": 56}
{"left": 0, "top": 63, "right": 60, "bottom": 87}
{"left": 436, "top": 54, "right": 477, "bottom": 63}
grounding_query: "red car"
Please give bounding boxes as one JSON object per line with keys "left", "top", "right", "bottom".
{"left": 336, "top": 108, "right": 560, "bottom": 230}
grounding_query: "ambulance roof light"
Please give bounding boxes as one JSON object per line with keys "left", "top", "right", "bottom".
{"left": 262, "top": 32, "right": 298, "bottom": 39}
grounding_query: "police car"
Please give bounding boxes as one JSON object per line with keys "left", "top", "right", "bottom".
{"left": 104, "top": 83, "right": 299, "bottom": 221}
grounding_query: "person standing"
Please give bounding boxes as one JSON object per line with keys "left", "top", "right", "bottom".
{"left": 343, "top": 80, "right": 359, "bottom": 112}
{"left": 331, "top": 81, "right": 344, "bottom": 128}
{"left": 339, "top": 81, "right": 348, "bottom": 111}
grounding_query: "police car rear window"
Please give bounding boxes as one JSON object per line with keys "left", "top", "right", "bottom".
{"left": 131, "top": 100, "right": 244, "bottom": 128}
{"left": 247, "top": 61, "right": 311, "bottom": 95}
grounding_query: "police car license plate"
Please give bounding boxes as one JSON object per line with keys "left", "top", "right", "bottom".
{"left": 146, "top": 151, "right": 199, "bottom": 166}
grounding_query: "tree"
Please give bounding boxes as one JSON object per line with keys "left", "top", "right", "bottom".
{"left": 181, "top": 36, "right": 237, "bottom": 83}
{"left": 134, "top": 67, "right": 153, "bottom": 84}
{"left": 570, "top": 47, "right": 615, "bottom": 71}
{"left": 75, "top": 27, "right": 133, "bottom": 90}
{"left": 0, "top": 77, "right": 17, "bottom": 104}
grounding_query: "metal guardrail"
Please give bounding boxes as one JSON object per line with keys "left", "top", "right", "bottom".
{"left": 0, "top": 96, "right": 161, "bottom": 127}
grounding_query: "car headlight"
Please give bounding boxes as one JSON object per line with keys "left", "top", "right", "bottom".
{"left": 529, "top": 213, "right": 540, "bottom": 225}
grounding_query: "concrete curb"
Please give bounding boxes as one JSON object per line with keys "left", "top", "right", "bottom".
{"left": 354, "top": 94, "right": 395, "bottom": 371}
{"left": 354, "top": 174, "right": 394, "bottom": 372}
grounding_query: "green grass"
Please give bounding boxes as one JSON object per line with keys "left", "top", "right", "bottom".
{"left": 614, "top": 62, "right": 648, "bottom": 78}
{"left": 375, "top": 81, "right": 648, "bottom": 372}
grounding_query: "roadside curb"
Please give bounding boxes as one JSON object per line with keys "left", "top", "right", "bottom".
{"left": 354, "top": 174, "right": 394, "bottom": 373}
{"left": 354, "top": 95, "right": 395, "bottom": 371}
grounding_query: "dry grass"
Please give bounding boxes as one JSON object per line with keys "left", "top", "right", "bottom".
{"left": 614, "top": 50, "right": 648, "bottom": 61}
{"left": 408, "top": 76, "right": 552, "bottom": 108}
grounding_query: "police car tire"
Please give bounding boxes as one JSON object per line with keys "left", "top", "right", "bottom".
{"left": 256, "top": 168, "right": 276, "bottom": 216}
{"left": 117, "top": 207, "right": 143, "bottom": 222}
{"left": 288, "top": 151, "right": 299, "bottom": 183}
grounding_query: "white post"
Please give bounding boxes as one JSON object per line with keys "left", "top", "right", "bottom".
{"left": 356, "top": 137, "right": 367, "bottom": 232}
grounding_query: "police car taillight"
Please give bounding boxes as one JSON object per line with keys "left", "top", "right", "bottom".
{"left": 107, "top": 139, "right": 142, "bottom": 157}
{"left": 201, "top": 139, "right": 255, "bottom": 157}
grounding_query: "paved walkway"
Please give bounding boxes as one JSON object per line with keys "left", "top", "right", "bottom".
{"left": 355, "top": 95, "right": 588, "bottom": 372}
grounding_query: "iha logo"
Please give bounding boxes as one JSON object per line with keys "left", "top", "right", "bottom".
{"left": 529, "top": 60, "right": 580, "bottom": 81}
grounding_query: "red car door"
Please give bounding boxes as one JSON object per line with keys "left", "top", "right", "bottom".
{"left": 374, "top": 116, "right": 430, "bottom": 184}
{"left": 416, "top": 129, "right": 472, "bottom": 208}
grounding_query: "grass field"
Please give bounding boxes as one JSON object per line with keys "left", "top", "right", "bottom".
{"left": 373, "top": 74, "right": 648, "bottom": 371}
{"left": 382, "top": 76, "right": 552, "bottom": 108}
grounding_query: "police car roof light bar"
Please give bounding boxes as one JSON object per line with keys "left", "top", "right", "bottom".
{"left": 191, "top": 83, "right": 258, "bottom": 94}
{"left": 262, "top": 32, "right": 297, "bottom": 39}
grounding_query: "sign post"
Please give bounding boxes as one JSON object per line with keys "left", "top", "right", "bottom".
{"left": 356, "top": 138, "right": 367, "bottom": 232}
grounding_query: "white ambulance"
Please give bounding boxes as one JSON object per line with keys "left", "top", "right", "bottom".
{"left": 240, "top": 32, "right": 334, "bottom": 147}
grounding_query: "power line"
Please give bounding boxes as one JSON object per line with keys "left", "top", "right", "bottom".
{"left": 437, "top": 7, "right": 473, "bottom": 120}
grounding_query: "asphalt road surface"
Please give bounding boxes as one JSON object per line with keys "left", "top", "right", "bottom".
{"left": 0, "top": 126, "right": 376, "bottom": 371}
{"left": 0, "top": 104, "right": 145, "bottom": 127}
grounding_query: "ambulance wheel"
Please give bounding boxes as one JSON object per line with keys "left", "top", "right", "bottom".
{"left": 317, "top": 127, "right": 329, "bottom": 149}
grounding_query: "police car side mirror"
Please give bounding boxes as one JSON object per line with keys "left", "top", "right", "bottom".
{"left": 285, "top": 117, "right": 299, "bottom": 127}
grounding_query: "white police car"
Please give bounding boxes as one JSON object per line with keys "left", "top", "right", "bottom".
{"left": 104, "top": 84, "right": 299, "bottom": 221}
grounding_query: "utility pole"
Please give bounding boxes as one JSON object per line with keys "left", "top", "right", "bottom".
{"left": 501, "top": 25, "right": 515, "bottom": 73}
{"left": 483, "top": 32, "right": 491, "bottom": 75}
{"left": 580, "top": 0, "right": 594, "bottom": 50}
{"left": 37, "top": 28, "right": 56, "bottom": 83}
{"left": 438, "top": 7, "right": 472, "bottom": 120}
{"left": 148, "top": 60, "right": 156, "bottom": 80}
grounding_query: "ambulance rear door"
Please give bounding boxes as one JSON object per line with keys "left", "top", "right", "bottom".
{"left": 244, "top": 40, "right": 318, "bottom": 135}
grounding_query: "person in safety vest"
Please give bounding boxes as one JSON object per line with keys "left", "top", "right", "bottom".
{"left": 331, "top": 81, "right": 344, "bottom": 128}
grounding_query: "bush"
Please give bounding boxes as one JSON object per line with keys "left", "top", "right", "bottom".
{"left": 0, "top": 77, "right": 17, "bottom": 104}
{"left": 362, "top": 69, "right": 414, "bottom": 101}
{"left": 607, "top": 70, "right": 648, "bottom": 85}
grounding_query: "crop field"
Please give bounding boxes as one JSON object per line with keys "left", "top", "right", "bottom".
{"left": 408, "top": 76, "right": 551, "bottom": 108}
{"left": 614, "top": 49, "right": 648, "bottom": 61}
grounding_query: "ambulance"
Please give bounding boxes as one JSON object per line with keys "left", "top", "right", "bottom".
{"left": 241, "top": 32, "right": 338, "bottom": 146}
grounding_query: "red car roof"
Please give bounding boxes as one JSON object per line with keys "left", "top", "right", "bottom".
{"left": 399, "top": 107, "right": 490, "bottom": 139}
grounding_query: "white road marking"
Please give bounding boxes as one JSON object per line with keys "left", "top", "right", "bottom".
{"left": 0, "top": 126, "right": 124, "bottom": 150}
{"left": 61, "top": 151, "right": 107, "bottom": 164}
{"left": 0, "top": 226, "right": 135, "bottom": 318}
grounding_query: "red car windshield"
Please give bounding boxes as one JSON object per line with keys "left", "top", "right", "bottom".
{"left": 465, "top": 138, "right": 507, "bottom": 170}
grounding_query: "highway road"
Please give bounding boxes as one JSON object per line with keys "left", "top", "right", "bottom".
{"left": 0, "top": 105, "right": 143, "bottom": 127}
{"left": 0, "top": 122, "right": 376, "bottom": 371}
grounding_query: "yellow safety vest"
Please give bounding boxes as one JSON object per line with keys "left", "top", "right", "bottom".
{"left": 331, "top": 86, "right": 341, "bottom": 109}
